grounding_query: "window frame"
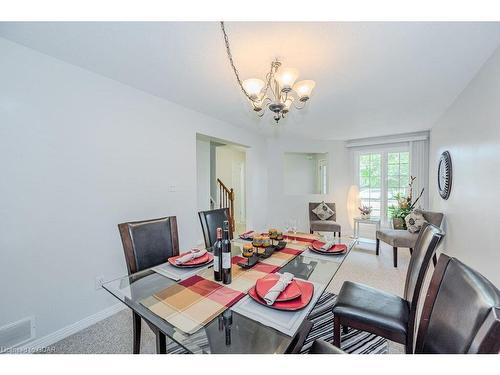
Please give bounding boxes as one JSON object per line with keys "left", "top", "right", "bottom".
{"left": 353, "top": 144, "right": 409, "bottom": 226}
{"left": 317, "top": 158, "right": 328, "bottom": 195}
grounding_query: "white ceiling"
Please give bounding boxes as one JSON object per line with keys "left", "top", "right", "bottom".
{"left": 1, "top": 22, "right": 500, "bottom": 140}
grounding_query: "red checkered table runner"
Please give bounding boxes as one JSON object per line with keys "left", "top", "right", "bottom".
{"left": 142, "top": 243, "right": 305, "bottom": 334}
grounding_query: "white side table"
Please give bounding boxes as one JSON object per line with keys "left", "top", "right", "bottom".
{"left": 353, "top": 216, "right": 381, "bottom": 242}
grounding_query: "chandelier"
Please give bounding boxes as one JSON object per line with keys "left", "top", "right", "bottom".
{"left": 220, "top": 22, "right": 316, "bottom": 124}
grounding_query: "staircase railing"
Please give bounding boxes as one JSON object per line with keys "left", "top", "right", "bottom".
{"left": 217, "top": 178, "right": 235, "bottom": 230}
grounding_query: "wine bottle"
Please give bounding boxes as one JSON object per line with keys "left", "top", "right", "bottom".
{"left": 222, "top": 220, "right": 232, "bottom": 285}
{"left": 213, "top": 227, "right": 223, "bottom": 282}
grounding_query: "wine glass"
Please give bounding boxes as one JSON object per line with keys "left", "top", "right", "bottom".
{"left": 284, "top": 219, "right": 291, "bottom": 234}
{"left": 291, "top": 218, "right": 298, "bottom": 243}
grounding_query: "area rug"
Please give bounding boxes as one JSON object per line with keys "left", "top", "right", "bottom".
{"left": 300, "top": 292, "right": 388, "bottom": 354}
{"left": 166, "top": 292, "right": 388, "bottom": 354}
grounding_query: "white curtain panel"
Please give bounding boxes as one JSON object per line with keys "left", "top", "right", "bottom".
{"left": 409, "top": 139, "right": 429, "bottom": 209}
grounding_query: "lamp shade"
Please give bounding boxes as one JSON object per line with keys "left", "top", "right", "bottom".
{"left": 275, "top": 68, "right": 299, "bottom": 91}
{"left": 293, "top": 80, "right": 316, "bottom": 100}
{"left": 242, "top": 78, "right": 265, "bottom": 99}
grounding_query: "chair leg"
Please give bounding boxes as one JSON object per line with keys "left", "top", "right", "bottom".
{"left": 376, "top": 238, "right": 380, "bottom": 256}
{"left": 432, "top": 253, "right": 438, "bottom": 267}
{"left": 339, "top": 230, "right": 341, "bottom": 238}
{"left": 409, "top": 248, "right": 413, "bottom": 256}
{"left": 132, "top": 312, "right": 141, "bottom": 354}
{"left": 334, "top": 232, "right": 336, "bottom": 237}
{"left": 393, "top": 247, "right": 398, "bottom": 268}
{"left": 155, "top": 330, "right": 167, "bottom": 354}
{"left": 333, "top": 315, "right": 341, "bottom": 348}
{"left": 310, "top": 229, "right": 313, "bottom": 234}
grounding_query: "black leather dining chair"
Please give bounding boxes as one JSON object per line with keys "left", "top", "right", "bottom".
{"left": 118, "top": 216, "right": 180, "bottom": 354}
{"left": 310, "top": 255, "right": 500, "bottom": 354}
{"left": 332, "top": 223, "right": 444, "bottom": 353}
{"left": 414, "top": 255, "right": 500, "bottom": 354}
{"left": 198, "top": 208, "right": 233, "bottom": 250}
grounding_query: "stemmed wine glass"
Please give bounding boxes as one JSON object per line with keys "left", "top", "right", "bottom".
{"left": 284, "top": 219, "right": 291, "bottom": 241}
{"left": 290, "top": 218, "right": 298, "bottom": 244}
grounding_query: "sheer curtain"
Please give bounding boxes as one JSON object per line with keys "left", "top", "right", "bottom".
{"left": 409, "top": 139, "right": 429, "bottom": 209}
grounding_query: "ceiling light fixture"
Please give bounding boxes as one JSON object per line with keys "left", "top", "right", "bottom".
{"left": 220, "top": 22, "right": 316, "bottom": 124}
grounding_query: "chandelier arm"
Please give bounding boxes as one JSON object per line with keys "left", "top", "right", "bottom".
{"left": 261, "top": 63, "right": 277, "bottom": 99}
{"left": 269, "top": 73, "right": 281, "bottom": 102}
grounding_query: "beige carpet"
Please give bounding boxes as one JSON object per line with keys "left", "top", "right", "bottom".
{"left": 47, "top": 240, "right": 410, "bottom": 354}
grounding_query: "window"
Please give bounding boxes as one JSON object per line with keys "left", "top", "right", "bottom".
{"left": 386, "top": 152, "right": 410, "bottom": 219}
{"left": 359, "top": 153, "right": 382, "bottom": 218}
{"left": 357, "top": 149, "right": 410, "bottom": 222}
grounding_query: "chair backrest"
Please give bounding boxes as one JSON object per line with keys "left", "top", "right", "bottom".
{"left": 309, "top": 202, "right": 336, "bottom": 221}
{"left": 403, "top": 223, "right": 445, "bottom": 348}
{"left": 415, "top": 255, "right": 500, "bottom": 353}
{"left": 198, "top": 208, "right": 233, "bottom": 250}
{"left": 118, "top": 216, "right": 179, "bottom": 275}
{"left": 420, "top": 210, "right": 444, "bottom": 227}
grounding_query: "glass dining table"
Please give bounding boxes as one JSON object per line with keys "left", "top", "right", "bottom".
{"left": 103, "top": 233, "right": 356, "bottom": 354}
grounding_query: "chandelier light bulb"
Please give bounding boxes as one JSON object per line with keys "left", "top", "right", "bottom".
{"left": 275, "top": 68, "right": 299, "bottom": 91}
{"left": 242, "top": 78, "right": 265, "bottom": 99}
{"left": 293, "top": 80, "right": 316, "bottom": 101}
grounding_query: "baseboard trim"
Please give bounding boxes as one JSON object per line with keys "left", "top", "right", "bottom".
{"left": 7, "top": 303, "right": 126, "bottom": 354}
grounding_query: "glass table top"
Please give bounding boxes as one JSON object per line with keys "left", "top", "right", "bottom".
{"left": 103, "top": 234, "right": 356, "bottom": 353}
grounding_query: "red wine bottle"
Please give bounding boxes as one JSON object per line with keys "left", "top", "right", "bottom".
{"left": 222, "top": 220, "right": 232, "bottom": 285}
{"left": 213, "top": 227, "right": 223, "bottom": 282}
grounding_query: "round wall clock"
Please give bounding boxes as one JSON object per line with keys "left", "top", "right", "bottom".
{"left": 437, "top": 151, "right": 452, "bottom": 200}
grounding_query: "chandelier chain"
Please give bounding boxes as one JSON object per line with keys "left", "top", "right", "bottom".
{"left": 220, "top": 22, "right": 274, "bottom": 104}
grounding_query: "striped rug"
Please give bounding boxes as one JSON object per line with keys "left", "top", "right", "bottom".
{"left": 166, "top": 292, "right": 387, "bottom": 354}
{"left": 300, "top": 292, "right": 388, "bottom": 354}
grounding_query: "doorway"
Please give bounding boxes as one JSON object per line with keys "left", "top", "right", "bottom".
{"left": 196, "top": 134, "right": 247, "bottom": 233}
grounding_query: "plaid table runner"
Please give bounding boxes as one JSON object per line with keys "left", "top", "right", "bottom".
{"left": 141, "top": 245, "right": 305, "bottom": 334}
{"left": 283, "top": 233, "right": 317, "bottom": 244}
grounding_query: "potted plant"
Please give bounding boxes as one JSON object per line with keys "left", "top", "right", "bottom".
{"left": 388, "top": 176, "right": 424, "bottom": 230}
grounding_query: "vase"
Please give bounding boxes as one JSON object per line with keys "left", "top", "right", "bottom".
{"left": 392, "top": 217, "right": 406, "bottom": 230}
{"left": 361, "top": 213, "right": 370, "bottom": 219}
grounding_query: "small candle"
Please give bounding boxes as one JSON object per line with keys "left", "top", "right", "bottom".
{"left": 242, "top": 243, "right": 254, "bottom": 257}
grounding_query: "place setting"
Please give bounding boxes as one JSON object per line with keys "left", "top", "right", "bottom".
{"left": 302, "top": 234, "right": 349, "bottom": 261}
{"left": 233, "top": 271, "right": 323, "bottom": 336}
{"left": 238, "top": 230, "right": 255, "bottom": 241}
{"left": 153, "top": 248, "right": 214, "bottom": 281}
{"left": 248, "top": 272, "right": 313, "bottom": 311}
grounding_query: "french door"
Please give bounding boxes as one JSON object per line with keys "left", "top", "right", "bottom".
{"left": 356, "top": 147, "right": 410, "bottom": 225}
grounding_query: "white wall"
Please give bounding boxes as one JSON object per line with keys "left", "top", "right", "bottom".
{"left": 266, "top": 136, "right": 352, "bottom": 235}
{"left": 430, "top": 45, "right": 500, "bottom": 287}
{"left": 0, "top": 37, "right": 269, "bottom": 343}
{"left": 284, "top": 153, "right": 317, "bottom": 195}
{"left": 196, "top": 138, "right": 211, "bottom": 211}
